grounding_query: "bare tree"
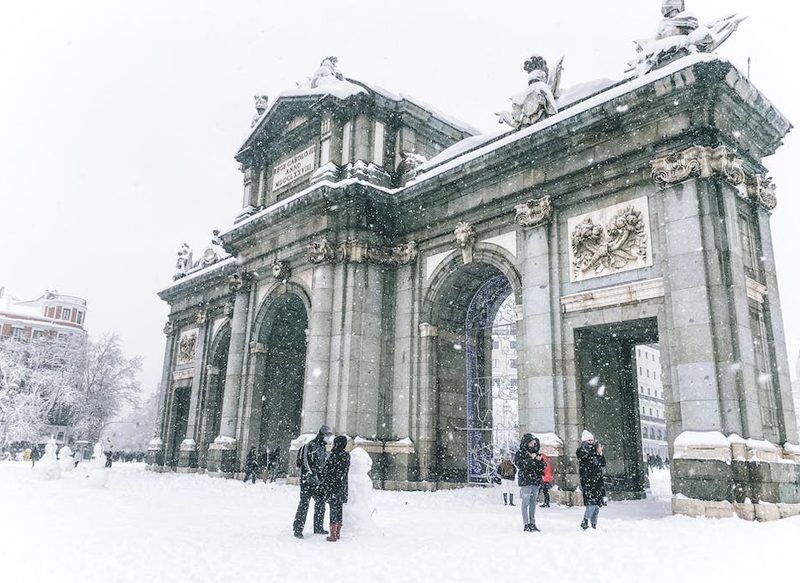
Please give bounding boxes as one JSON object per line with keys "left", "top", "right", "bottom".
{"left": 71, "top": 333, "right": 142, "bottom": 442}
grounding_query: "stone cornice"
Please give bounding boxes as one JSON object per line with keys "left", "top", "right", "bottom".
{"left": 650, "top": 145, "right": 778, "bottom": 211}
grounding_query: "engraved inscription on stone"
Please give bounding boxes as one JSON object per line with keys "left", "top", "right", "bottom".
{"left": 272, "top": 145, "right": 316, "bottom": 191}
{"left": 568, "top": 196, "right": 653, "bottom": 282}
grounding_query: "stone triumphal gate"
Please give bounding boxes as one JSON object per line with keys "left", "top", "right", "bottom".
{"left": 151, "top": 5, "right": 800, "bottom": 519}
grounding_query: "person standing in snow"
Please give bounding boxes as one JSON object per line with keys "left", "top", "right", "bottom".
{"left": 577, "top": 430, "right": 606, "bottom": 530}
{"left": 243, "top": 445, "right": 259, "bottom": 484}
{"left": 514, "top": 433, "right": 546, "bottom": 532}
{"left": 320, "top": 435, "right": 350, "bottom": 542}
{"left": 267, "top": 446, "right": 280, "bottom": 483}
{"left": 30, "top": 444, "right": 40, "bottom": 468}
{"left": 498, "top": 454, "right": 517, "bottom": 506}
{"left": 292, "top": 425, "right": 333, "bottom": 538}
{"left": 258, "top": 447, "right": 269, "bottom": 482}
{"left": 539, "top": 451, "right": 553, "bottom": 507}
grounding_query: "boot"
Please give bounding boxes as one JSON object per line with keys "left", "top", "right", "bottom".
{"left": 503, "top": 493, "right": 508, "bottom": 505}
{"left": 580, "top": 519, "right": 589, "bottom": 530}
{"left": 591, "top": 523, "right": 597, "bottom": 529}
{"left": 314, "top": 527, "right": 329, "bottom": 535}
{"left": 326, "top": 523, "right": 340, "bottom": 542}
{"left": 531, "top": 522, "right": 541, "bottom": 532}
{"left": 509, "top": 494, "right": 515, "bottom": 506}
{"left": 523, "top": 524, "right": 531, "bottom": 532}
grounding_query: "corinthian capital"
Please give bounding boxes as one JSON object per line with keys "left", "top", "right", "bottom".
{"left": 650, "top": 145, "right": 744, "bottom": 190}
{"left": 514, "top": 195, "right": 553, "bottom": 228}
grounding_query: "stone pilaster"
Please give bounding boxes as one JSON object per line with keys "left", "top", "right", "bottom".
{"left": 177, "top": 313, "right": 210, "bottom": 472}
{"left": 516, "top": 198, "right": 557, "bottom": 433}
{"left": 148, "top": 321, "right": 176, "bottom": 470}
{"left": 207, "top": 272, "right": 251, "bottom": 473}
{"left": 414, "top": 322, "right": 438, "bottom": 481}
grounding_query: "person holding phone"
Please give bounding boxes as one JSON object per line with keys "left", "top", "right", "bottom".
{"left": 577, "top": 430, "right": 606, "bottom": 530}
{"left": 514, "top": 433, "right": 546, "bottom": 532}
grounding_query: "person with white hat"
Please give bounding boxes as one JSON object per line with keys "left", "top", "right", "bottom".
{"left": 577, "top": 430, "right": 606, "bottom": 530}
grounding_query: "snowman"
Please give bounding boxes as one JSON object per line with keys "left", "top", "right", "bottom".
{"left": 35, "top": 437, "right": 61, "bottom": 480}
{"left": 58, "top": 444, "right": 75, "bottom": 473}
{"left": 343, "top": 447, "right": 378, "bottom": 535}
{"left": 87, "top": 443, "right": 109, "bottom": 488}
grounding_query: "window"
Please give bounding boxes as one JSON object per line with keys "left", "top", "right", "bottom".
{"left": 76, "top": 311, "right": 84, "bottom": 325}
{"left": 642, "top": 428, "right": 647, "bottom": 438}
{"left": 646, "top": 370, "right": 650, "bottom": 379}
{"left": 649, "top": 408, "right": 653, "bottom": 417}
{"left": 11, "top": 327, "right": 23, "bottom": 340}
{"left": 46, "top": 306, "right": 55, "bottom": 318}
{"left": 492, "top": 359, "right": 499, "bottom": 368}
{"left": 320, "top": 118, "right": 331, "bottom": 137}
{"left": 510, "top": 340, "right": 517, "bottom": 349}
{"left": 647, "top": 387, "right": 650, "bottom": 395}
{"left": 62, "top": 308, "right": 71, "bottom": 321}
{"left": 509, "top": 359, "right": 517, "bottom": 369}
{"left": 32, "top": 329, "right": 44, "bottom": 340}
{"left": 57, "top": 332, "right": 69, "bottom": 343}
{"left": 341, "top": 121, "right": 351, "bottom": 165}
{"left": 492, "top": 340, "right": 499, "bottom": 349}
{"left": 639, "top": 366, "right": 642, "bottom": 375}
{"left": 373, "top": 121, "right": 385, "bottom": 166}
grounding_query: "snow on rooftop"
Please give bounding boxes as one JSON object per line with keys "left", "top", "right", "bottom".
{"left": 408, "top": 53, "right": 725, "bottom": 187}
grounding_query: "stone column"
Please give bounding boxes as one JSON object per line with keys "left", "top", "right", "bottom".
{"left": 302, "top": 263, "right": 334, "bottom": 434}
{"left": 756, "top": 205, "right": 798, "bottom": 442}
{"left": 415, "top": 322, "right": 438, "bottom": 482}
{"left": 515, "top": 196, "right": 558, "bottom": 433}
{"left": 207, "top": 272, "right": 251, "bottom": 473}
{"left": 147, "top": 321, "right": 176, "bottom": 470}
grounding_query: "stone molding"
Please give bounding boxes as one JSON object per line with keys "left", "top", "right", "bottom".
{"left": 249, "top": 341, "right": 267, "bottom": 354}
{"left": 163, "top": 321, "right": 174, "bottom": 336}
{"left": 206, "top": 365, "right": 220, "bottom": 376}
{"left": 272, "top": 260, "right": 291, "bottom": 280}
{"left": 418, "top": 323, "right": 439, "bottom": 338}
{"left": 650, "top": 145, "right": 777, "bottom": 210}
{"left": 172, "top": 368, "right": 193, "bottom": 381}
{"left": 514, "top": 195, "right": 553, "bottom": 228}
{"left": 307, "top": 237, "right": 417, "bottom": 267}
{"left": 745, "top": 277, "right": 768, "bottom": 305}
{"left": 176, "top": 330, "right": 198, "bottom": 365}
{"left": 454, "top": 221, "right": 477, "bottom": 264}
{"left": 560, "top": 278, "right": 665, "bottom": 313}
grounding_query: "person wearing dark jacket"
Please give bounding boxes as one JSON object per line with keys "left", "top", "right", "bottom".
{"left": 513, "top": 433, "right": 546, "bottom": 532}
{"left": 267, "top": 446, "right": 280, "bottom": 483}
{"left": 320, "top": 435, "right": 350, "bottom": 542}
{"left": 292, "top": 425, "right": 333, "bottom": 538}
{"left": 243, "top": 445, "right": 259, "bottom": 484}
{"left": 577, "top": 430, "right": 607, "bottom": 530}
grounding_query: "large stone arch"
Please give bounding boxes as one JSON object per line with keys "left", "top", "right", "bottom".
{"left": 198, "top": 321, "right": 231, "bottom": 467}
{"left": 247, "top": 280, "right": 311, "bottom": 476}
{"left": 419, "top": 249, "right": 523, "bottom": 483}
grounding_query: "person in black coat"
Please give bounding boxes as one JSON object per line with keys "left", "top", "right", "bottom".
{"left": 243, "top": 445, "right": 259, "bottom": 484}
{"left": 577, "top": 430, "right": 607, "bottom": 530}
{"left": 320, "top": 435, "right": 350, "bottom": 542}
{"left": 267, "top": 446, "right": 280, "bottom": 483}
{"left": 292, "top": 425, "right": 333, "bottom": 538}
{"left": 513, "top": 433, "right": 546, "bottom": 532}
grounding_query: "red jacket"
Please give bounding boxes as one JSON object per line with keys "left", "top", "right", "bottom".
{"left": 541, "top": 453, "right": 553, "bottom": 483}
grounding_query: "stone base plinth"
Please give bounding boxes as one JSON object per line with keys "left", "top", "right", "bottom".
{"left": 673, "top": 497, "right": 800, "bottom": 522}
{"left": 177, "top": 439, "right": 198, "bottom": 472}
{"left": 207, "top": 439, "right": 238, "bottom": 474}
{"left": 145, "top": 439, "right": 164, "bottom": 470}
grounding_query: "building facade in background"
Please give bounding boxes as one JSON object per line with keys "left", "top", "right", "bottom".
{"left": 636, "top": 344, "right": 668, "bottom": 460}
{"left": 0, "top": 287, "right": 88, "bottom": 344}
{"left": 0, "top": 287, "right": 88, "bottom": 444}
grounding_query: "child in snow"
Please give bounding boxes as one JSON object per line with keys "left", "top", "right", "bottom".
{"left": 577, "top": 430, "right": 606, "bottom": 530}
{"left": 320, "top": 435, "right": 350, "bottom": 542}
{"left": 243, "top": 445, "right": 259, "bottom": 484}
{"left": 539, "top": 451, "right": 553, "bottom": 507}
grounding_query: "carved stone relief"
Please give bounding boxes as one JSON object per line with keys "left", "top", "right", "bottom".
{"left": 272, "top": 260, "right": 291, "bottom": 281}
{"left": 514, "top": 195, "right": 553, "bottom": 228}
{"left": 568, "top": 197, "right": 653, "bottom": 282}
{"left": 454, "top": 221, "right": 477, "bottom": 264}
{"left": 306, "top": 237, "right": 417, "bottom": 267}
{"left": 176, "top": 331, "right": 198, "bottom": 365}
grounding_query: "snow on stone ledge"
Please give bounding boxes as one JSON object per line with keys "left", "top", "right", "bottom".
{"left": 535, "top": 432, "right": 563, "bottom": 447}
{"left": 784, "top": 442, "right": 800, "bottom": 454}
{"left": 147, "top": 437, "right": 163, "bottom": 449}
{"left": 673, "top": 430, "right": 731, "bottom": 462}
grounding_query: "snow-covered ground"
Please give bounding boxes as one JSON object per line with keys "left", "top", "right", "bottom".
{"left": 1, "top": 462, "right": 796, "bottom": 583}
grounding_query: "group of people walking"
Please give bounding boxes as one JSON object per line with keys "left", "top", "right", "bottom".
{"left": 292, "top": 425, "right": 350, "bottom": 542}
{"left": 243, "top": 445, "right": 280, "bottom": 484}
{"left": 500, "top": 429, "right": 607, "bottom": 531}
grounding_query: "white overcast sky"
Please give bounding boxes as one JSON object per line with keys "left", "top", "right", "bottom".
{"left": 1, "top": 0, "right": 799, "bottom": 396}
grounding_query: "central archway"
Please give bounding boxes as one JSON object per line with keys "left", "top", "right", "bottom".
{"left": 255, "top": 292, "right": 308, "bottom": 477}
{"left": 427, "top": 255, "right": 522, "bottom": 483}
